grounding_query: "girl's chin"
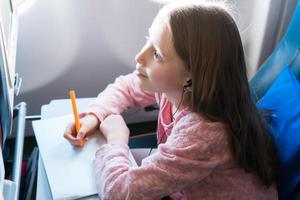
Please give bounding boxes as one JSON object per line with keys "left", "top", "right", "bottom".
{"left": 136, "top": 73, "right": 148, "bottom": 79}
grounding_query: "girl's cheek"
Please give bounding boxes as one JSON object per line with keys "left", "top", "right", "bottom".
{"left": 148, "top": 70, "right": 173, "bottom": 92}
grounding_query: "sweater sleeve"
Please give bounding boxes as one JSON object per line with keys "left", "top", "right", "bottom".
{"left": 94, "top": 114, "right": 230, "bottom": 200}
{"left": 86, "top": 72, "right": 158, "bottom": 122}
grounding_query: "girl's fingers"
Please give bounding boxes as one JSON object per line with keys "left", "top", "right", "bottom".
{"left": 64, "top": 122, "right": 84, "bottom": 146}
{"left": 63, "top": 133, "right": 83, "bottom": 146}
{"left": 64, "top": 116, "right": 98, "bottom": 147}
{"left": 64, "top": 122, "right": 76, "bottom": 136}
{"left": 77, "top": 126, "right": 88, "bottom": 139}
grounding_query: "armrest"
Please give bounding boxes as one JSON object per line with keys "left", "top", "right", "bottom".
{"left": 11, "top": 102, "right": 27, "bottom": 200}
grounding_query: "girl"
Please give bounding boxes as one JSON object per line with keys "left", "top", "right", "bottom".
{"left": 64, "top": 1, "right": 279, "bottom": 199}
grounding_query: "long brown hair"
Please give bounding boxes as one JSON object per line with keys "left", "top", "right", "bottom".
{"left": 162, "top": 2, "right": 279, "bottom": 186}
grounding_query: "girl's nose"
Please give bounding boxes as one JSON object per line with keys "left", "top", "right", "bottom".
{"left": 135, "top": 49, "right": 146, "bottom": 66}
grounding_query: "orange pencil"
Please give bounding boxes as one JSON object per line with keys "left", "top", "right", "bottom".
{"left": 69, "top": 90, "right": 84, "bottom": 147}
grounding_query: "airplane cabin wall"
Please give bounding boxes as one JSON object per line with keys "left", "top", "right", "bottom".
{"left": 14, "top": 0, "right": 296, "bottom": 136}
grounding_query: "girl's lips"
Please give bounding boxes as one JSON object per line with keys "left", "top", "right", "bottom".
{"left": 135, "top": 70, "right": 148, "bottom": 78}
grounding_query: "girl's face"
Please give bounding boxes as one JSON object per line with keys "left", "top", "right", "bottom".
{"left": 134, "top": 17, "right": 190, "bottom": 95}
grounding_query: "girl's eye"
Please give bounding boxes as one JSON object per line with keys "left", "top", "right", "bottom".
{"left": 153, "top": 50, "right": 162, "bottom": 61}
{"left": 144, "top": 35, "right": 163, "bottom": 61}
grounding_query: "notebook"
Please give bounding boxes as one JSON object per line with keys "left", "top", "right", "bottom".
{"left": 32, "top": 115, "right": 136, "bottom": 200}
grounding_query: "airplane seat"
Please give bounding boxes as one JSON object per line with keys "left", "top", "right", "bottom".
{"left": 250, "top": 1, "right": 300, "bottom": 199}
{"left": 250, "top": 1, "right": 300, "bottom": 100}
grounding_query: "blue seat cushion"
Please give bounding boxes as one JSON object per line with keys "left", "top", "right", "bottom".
{"left": 257, "top": 68, "right": 300, "bottom": 199}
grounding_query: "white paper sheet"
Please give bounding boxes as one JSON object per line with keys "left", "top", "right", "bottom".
{"left": 32, "top": 115, "right": 136, "bottom": 200}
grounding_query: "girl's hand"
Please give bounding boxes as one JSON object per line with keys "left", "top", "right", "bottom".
{"left": 100, "top": 114, "right": 130, "bottom": 144}
{"left": 64, "top": 113, "right": 100, "bottom": 147}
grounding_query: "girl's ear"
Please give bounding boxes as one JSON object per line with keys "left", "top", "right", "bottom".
{"left": 183, "top": 79, "right": 192, "bottom": 88}
{"left": 182, "top": 72, "right": 192, "bottom": 91}
{"left": 183, "top": 71, "right": 192, "bottom": 86}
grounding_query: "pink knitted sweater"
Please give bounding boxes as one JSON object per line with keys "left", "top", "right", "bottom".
{"left": 87, "top": 73, "right": 277, "bottom": 200}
